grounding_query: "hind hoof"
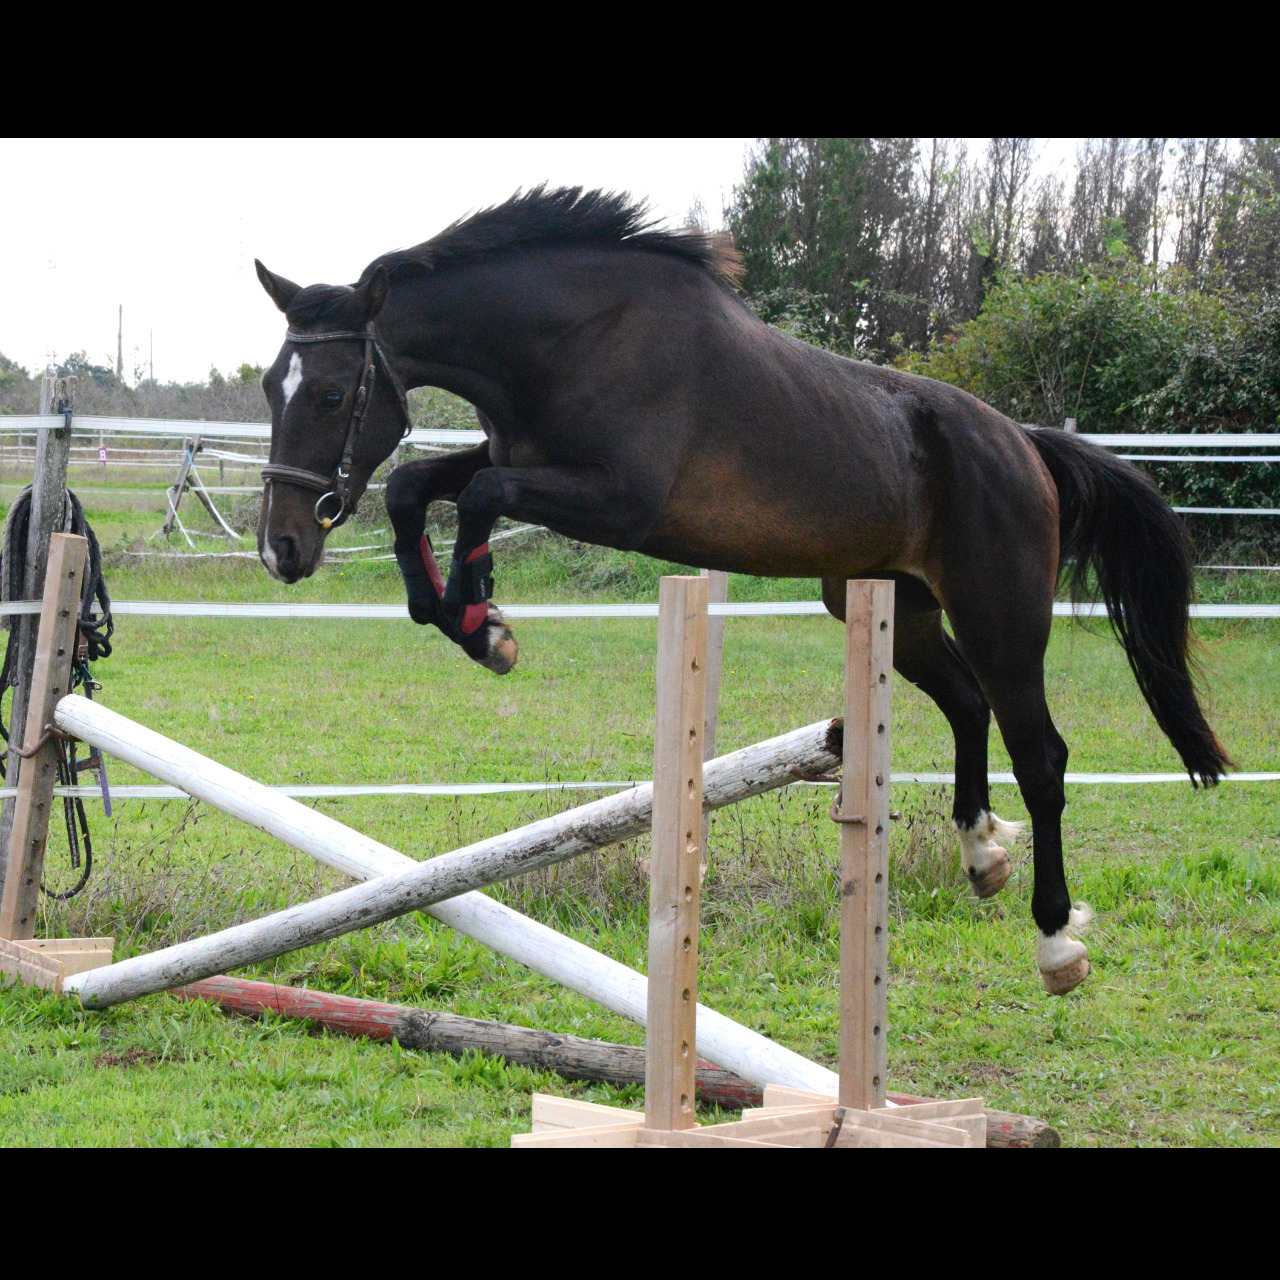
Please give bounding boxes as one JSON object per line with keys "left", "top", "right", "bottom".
{"left": 968, "top": 852, "right": 1012, "bottom": 899}
{"left": 1040, "top": 955, "right": 1090, "bottom": 996}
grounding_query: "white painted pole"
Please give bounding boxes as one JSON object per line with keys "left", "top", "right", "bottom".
{"left": 55, "top": 696, "right": 843, "bottom": 1094}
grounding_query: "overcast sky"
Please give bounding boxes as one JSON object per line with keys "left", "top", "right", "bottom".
{"left": 2, "top": 138, "right": 1087, "bottom": 388}
{"left": 1, "top": 138, "right": 759, "bottom": 386}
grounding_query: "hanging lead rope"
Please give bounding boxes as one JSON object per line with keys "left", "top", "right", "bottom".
{"left": 0, "top": 485, "right": 114, "bottom": 898}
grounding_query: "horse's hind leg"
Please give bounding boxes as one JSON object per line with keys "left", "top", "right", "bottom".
{"left": 942, "top": 585, "right": 1090, "bottom": 995}
{"left": 824, "top": 575, "right": 1020, "bottom": 898}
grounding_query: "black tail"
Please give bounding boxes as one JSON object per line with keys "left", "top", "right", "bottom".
{"left": 1025, "top": 426, "right": 1233, "bottom": 786}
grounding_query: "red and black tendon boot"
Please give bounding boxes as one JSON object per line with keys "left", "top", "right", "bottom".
{"left": 442, "top": 541, "right": 519, "bottom": 675}
{"left": 395, "top": 533, "right": 448, "bottom": 627}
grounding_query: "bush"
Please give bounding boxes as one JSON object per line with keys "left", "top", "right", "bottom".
{"left": 899, "top": 261, "right": 1280, "bottom": 557}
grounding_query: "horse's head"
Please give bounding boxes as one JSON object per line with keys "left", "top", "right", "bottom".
{"left": 255, "top": 260, "right": 409, "bottom": 582}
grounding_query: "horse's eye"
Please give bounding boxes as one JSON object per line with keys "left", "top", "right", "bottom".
{"left": 324, "top": 391, "right": 344, "bottom": 407}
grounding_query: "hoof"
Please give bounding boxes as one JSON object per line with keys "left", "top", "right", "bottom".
{"left": 956, "top": 812, "right": 1023, "bottom": 900}
{"left": 1040, "top": 955, "right": 1090, "bottom": 996}
{"left": 1036, "top": 905, "right": 1092, "bottom": 996}
{"left": 968, "top": 851, "right": 1012, "bottom": 899}
{"left": 474, "top": 609, "right": 518, "bottom": 675}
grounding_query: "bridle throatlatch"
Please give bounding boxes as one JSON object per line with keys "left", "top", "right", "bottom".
{"left": 260, "top": 322, "right": 411, "bottom": 529}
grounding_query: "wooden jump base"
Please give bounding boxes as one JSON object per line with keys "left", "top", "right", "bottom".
{"left": 514, "top": 578, "right": 1013, "bottom": 1148}
{"left": 176, "top": 974, "right": 1058, "bottom": 1146}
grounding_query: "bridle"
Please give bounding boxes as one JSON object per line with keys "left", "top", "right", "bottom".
{"left": 260, "top": 323, "right": 411, "bottom": 529}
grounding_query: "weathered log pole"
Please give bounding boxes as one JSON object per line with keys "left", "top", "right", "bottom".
{"left": 174, "top": 975, "right": 1060, "bottom": 1147}
{"left": 174, "top": 975, "right": 763, "bottom": 1110}
{"left": 56, "top": 696, "right": 845, "bottom": 1094}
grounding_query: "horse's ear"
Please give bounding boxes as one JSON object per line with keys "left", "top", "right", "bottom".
{"left": 256, "top": 259, "right": 302, "bottom": 313}
{"left": 356, "top": 265, "right": 389, "bottom": 321}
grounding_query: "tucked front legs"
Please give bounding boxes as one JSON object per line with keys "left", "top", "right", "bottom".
{"left": 443, "top": 460, "right": 665, "bottom": 675}
{"left": 385, "top": 445, "right": 520, "bottom": 670}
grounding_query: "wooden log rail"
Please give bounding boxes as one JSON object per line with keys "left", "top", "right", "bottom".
{"left": 54, "top": 695, "right": 847, "bottom": 1094}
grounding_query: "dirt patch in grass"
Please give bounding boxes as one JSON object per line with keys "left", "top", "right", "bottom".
{"left": 960, "top": 1061, "right": 1018, "bottom": 1086}
{"left": 93, "top": 1048, "right": 158, "bottom": 1070}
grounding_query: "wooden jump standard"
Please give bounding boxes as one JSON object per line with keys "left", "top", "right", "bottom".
{"left": 514, "top": 578, "right": 990, "bottom": 1148}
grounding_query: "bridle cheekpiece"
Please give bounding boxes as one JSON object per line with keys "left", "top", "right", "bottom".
{"left": 261, "top": 323, "right": 411, "bottom": 529}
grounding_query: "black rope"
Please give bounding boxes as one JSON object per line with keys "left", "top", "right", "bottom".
{"left": 1, "top": 487, "right": 113, "bottom": 759}
{"left": 41, "top": 736, "right": 92, "bottom": 901}
{"left": 0, "top": 487, "right": 113, "bottom": 899}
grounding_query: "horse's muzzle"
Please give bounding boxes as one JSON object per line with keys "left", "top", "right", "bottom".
{"left": 261, "top": 533, "right": 310, "bottom": 583}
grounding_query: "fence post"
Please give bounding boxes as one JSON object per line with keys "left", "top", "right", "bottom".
{"left": 0, "top": 534, "right": 87, "bottom": 938}
{"left": 646, "top": 575, "right": 708, "bottom": 1130}
{"left": 838, "top": 579, "right": 894, "bottom": 1111}
{"left": 0, "top": 373, "right": 74, "bottom": 888}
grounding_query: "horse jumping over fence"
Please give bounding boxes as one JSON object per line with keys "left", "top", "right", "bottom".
{"left": 252, "top": 186, "right": 1231, "bottom": 996}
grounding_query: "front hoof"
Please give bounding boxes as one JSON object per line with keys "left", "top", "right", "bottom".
{"left": 1040, "top": 954, "right": 1090, "bottom": 996}
{"left": 468, "top": 608, "right": 519, "bottom": 675}
{"left": 968, "top": 851, "right": 1012, "bottom": 899}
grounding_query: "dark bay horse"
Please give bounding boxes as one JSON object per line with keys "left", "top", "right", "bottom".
{"left": 253, "top": 187, "right": 1231, "bottom": 996}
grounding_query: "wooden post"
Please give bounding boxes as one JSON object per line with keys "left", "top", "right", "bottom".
{"left": 838, "top": 580, "right": 894, "bottom": 1111}
{"left": 0, "top": 375, "right": 74, "bottom": 890}
{"left": 0, "top": 534, "right": 87, "bottom": 938}
{"left": 645, "top": 575, "right": 708, "bottom": 1130}
{"left": 699, "top": 569, "right": 728, "bottom": 858}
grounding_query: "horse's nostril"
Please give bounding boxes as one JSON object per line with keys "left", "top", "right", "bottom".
{"left": 273, "top": 535, "right": 300, "bottom": 579}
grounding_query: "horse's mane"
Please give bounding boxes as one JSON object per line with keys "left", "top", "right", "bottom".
{"left": 363, "top": 186, "right": 743, "bottom": 288}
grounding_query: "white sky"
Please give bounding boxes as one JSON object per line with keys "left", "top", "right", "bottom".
{"left": 2, "top": 138, "right": 1088, "bottom": 387}
{"left": 1, "top": 138, "right": 756, "bottom": 386}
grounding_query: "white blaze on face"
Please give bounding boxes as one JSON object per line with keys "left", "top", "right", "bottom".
{"left": 282, "top": 352, "right": 303, "bottom": 408}
{"left": 260, "top": 482, "right": 281, "bottom": 579}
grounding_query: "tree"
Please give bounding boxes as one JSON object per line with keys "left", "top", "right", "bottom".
{"left": 725, "top": 138, "right": 915, "bottom": 354}
{"left": 57, "top": 350, "right": 118, "bottom": 388}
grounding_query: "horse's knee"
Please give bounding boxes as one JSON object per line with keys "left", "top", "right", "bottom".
{"left": 385, "top": 466, "right": 426, "bottom": 532}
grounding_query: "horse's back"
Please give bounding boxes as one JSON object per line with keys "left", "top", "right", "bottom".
{"left": 644, "top": 304, "right": 1055, "bottom": 581}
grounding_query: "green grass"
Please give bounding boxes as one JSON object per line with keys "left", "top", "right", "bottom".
{"left": 1, "top": 480, "right": 1278, "bottom": 1146}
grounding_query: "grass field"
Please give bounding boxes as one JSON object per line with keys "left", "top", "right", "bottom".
{"left": 1, "top": 476, "right": 1277, "bottom": 1147}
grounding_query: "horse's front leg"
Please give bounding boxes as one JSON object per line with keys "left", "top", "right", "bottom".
{"left": 386, "top": 443, "right": 493, "bottom": 637}
{"left": 445, "top": 461, "right": 664, "bottom": 675}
